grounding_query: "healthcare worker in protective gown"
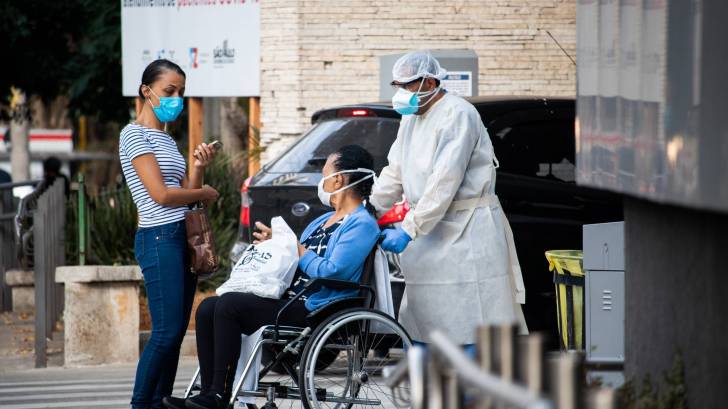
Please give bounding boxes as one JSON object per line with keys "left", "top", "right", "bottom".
{"left": 371, "top": 51, "right": 527, "bottom": 345}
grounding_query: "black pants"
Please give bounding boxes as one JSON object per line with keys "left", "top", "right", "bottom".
{"left": 195, "top": 293, "right": 310, "bottom": 396}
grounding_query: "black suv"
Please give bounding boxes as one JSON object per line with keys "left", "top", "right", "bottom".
{"left": 238, "top": 97, "right": 622, "bottom": 340}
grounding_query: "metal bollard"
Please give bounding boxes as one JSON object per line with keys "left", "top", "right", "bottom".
{"left": 443, "top": 368, "right": 463, "bottom": 409}
{"left": 477, "top": 326, "right": 493, "bottom": 409}
{"left": 491, "top": 324, "right": 517, "bottom": 382}
{"left": 409, "top": 345, "right": 429, "bottom": 409}
{"left": 477, "top": 325, "right": 493, "bottom": 371}
{"left": 78, "top": 173, "right": 86, "bottom": 266}
{"left": 517, "top": 333, "right": 545, "bottom": 394}
{"left": 548, "top": 352, "right": 585, "bottom": 409}
{"left": 429, "top": 357, "right": 445, "bottom": 409}
{"left": 585, "top": 388, "right": 616, "bottom": 409}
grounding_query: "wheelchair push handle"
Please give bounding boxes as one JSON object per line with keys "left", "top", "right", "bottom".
{"left": 376, "top": 199, "right": 410, "bottom": 227}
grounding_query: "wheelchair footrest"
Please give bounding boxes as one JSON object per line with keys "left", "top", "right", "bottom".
{"left": 257, "top": 383, "right": 298, "bottom": 400}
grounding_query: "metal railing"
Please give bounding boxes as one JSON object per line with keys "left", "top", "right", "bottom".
{"left": 32, "top": 179, "right": 66, "bottom": 367}
{"left": 386, "top": 326, "right": 616, "bottom": 409}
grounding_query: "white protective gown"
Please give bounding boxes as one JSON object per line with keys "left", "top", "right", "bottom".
{"left": 371, "top": 93, "right": 527, "bottom": 344}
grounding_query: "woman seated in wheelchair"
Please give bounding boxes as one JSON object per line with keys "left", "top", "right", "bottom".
{"left": 165, "top": 145, "right": 380, "bottom": 409}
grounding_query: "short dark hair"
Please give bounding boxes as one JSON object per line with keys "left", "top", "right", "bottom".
{"left": 43, "top": 156, "right": 61, "bottom": 173}
{"left": 330, "top": 145, "right": 375, "bottom": 200}
{"left": 138, "top": 59, "right": 186, "bottom": 98}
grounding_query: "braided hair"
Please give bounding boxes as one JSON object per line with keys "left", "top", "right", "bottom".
{"left": 331, "top": 145, "right": 376, "bottom": 215}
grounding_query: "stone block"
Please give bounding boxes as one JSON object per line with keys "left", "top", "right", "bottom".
{"left": 5, "top": 269, "right": 34, "bottom": 312}
{"left": 56, "top": 265, "right": 142, "bottom": 283}
{"left": 56, "top": 265, "right": 142, "bottom": 367}
{"left": 11, "top": 286, "right": 35, "bottom": 312}
{"left": 5, "top": 269, "right": 34, "bottom": 286}
{"left": 140, "top": 330, "right": 197, "bottom": 357}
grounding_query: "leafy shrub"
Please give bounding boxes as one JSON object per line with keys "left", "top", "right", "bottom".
{"left": 65, "top": 151, "right": 244, "bottom": 291}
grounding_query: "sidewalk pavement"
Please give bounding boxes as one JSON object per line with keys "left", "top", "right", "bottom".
{"left": 0, "top": 359, "right": 198, "bottom": 409}
{"left": 0, "top": 312, "right": 63, "bottom": 371}
{"left": 0, "top": 311, "right": 196, "bottom": 408}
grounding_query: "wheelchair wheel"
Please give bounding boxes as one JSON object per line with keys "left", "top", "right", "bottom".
{"left": 263, "top": 343, "right": 339, "bottom": 375}
{"left": 299, "top": 308, "right": 412, "bottom": 409}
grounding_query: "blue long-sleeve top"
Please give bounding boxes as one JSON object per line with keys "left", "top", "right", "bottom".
{"left": 298, "top": 204, "right": 380, "bottom": 311}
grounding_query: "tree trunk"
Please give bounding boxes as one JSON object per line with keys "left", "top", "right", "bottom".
{"left": 9, "top": 88, "right": 30, "bottom": 182}
{"left": 219, "top": 97, "right": 247, "bottom": 171}
{"left": 29, "top": 95, "right": 70, "bottom": 129}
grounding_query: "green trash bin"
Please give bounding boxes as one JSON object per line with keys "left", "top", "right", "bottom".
{"left": 545, "top": 250, "right": 584, "bottom": 350}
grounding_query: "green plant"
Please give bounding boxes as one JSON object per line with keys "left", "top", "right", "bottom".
{"left": 88, "top": 187, "right": 137, "bottom": 265}
{"left": 65, "top": 185, "right": 136, "bottom": 266}
{"left": 197, "top": 151, "right": 244, "bottom": 291}
{"left": 617, "top": 352, "right": 687, "bottom": 409}
{"left": 65, "top": 151, "right": 244, "bottom": 290}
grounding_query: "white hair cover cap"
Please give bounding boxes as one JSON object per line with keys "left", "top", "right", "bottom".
{"left": 391, "top": 50, "right": 448, "bottom": 83}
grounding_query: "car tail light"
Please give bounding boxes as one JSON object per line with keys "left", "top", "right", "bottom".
{"left": 377, "top": 200, "right": 411, "bottom": 226}
{"left": 337, "top": 108, "right": 376, "bottom": 118}
{"left": 240, "top": 176, "right": 252, "bottom": 227}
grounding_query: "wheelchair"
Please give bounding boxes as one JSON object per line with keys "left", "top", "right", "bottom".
{"left": 183, "top": 248, "right": 413, "bottom": 409}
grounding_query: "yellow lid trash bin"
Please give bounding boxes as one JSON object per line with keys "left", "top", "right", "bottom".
{"left": 545, "top": 250, "right": 584, "bottom": 351}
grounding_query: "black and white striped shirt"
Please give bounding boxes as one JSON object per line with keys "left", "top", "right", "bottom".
{"left": 119, "top": 123, "right": 188, "bottom": 228}
{"left": 285, "top": 219, "right": 344, "bottom": 300}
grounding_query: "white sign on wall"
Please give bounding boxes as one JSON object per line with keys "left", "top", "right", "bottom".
{"left": 121, "top": 0, "right": 260, "bottom": 97}
{"left": 441, "top": 71, "right": 473, "bottom": 97}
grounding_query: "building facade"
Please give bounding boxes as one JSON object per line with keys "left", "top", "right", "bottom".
{"left": 258, "top": 0, "right": 577, "bottom": 163}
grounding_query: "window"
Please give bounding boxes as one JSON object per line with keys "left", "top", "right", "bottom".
{"left": 489, "top": 114, "right": 576, "bottom": 182}
{"left": 264, "top": 118, "right": 399, "bottom": 173}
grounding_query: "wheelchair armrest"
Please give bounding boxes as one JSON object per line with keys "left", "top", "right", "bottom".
{"left": 303, "top": 278, "right": 361, "bottom": 293}
{"left": 306, "top": 296, "right": 366, "bottom": 327}
{"left": 274, "top": 279, "right": 374, "bottom": 340}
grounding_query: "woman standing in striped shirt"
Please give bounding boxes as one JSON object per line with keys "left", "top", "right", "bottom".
{"left": 120, "top": 59, "right": 219, "bottom": 409}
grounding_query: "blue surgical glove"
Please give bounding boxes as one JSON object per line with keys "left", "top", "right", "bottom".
{"left": 380, "top": 227, "right": 412, "bottom": 254}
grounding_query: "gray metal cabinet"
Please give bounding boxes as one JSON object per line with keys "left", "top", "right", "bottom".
{"left": 583, "top": 222, "right": 625, "bottom": 363}
{"left": 586, "top": 270, "right": 624, "bottom": 362}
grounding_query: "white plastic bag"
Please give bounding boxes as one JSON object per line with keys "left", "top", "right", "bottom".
{"left": 216, "top": 217, "right": 299, "bottom": 299}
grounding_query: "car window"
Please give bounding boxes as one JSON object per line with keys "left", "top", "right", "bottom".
{"left": 489, "top": 116, "right": 576, "bottom": 182}
{"left": 265, "top": 118, "right": 400, "bottom": 173}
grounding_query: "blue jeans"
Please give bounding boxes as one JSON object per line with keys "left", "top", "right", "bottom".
{"left": 131, "top": 220, "right": 197, "bottom": 409}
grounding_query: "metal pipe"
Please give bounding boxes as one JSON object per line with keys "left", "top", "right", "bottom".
{"left": 429, "top": 331, "right": 553, "bottom": 409}
{"left": 407, "top": 344, "right": 428, "bottom": 409}
{"left": 184, "top": 367, "right": 201, "bottom": 398}
{"left": 548, "top": 352, "right": 584, "bottom": 409}
{"left": 78, "top": 174, "right": 86, "bottom": 266}
{"left": 228, "top": 339, "right": 266, "bottom": 407}
{"left": 477, "top": 326, "right": 493, "bottom": 409}
{"left": 517, "top": 333, "right": 545, "bottom": 394}
{"left": 492, "top": 324, "right": 517, "bottom": 382}
{"left": 384, "top": 356, "right": 410, "bottom": 388}
{"left": 0, "top": 180, "right": 41, "bottom": 190}
{"left": 586, "top": 388, "right": 616, "bottom": 409}
{"left": 442, "top": 368, "right": 462, "bottom": 409}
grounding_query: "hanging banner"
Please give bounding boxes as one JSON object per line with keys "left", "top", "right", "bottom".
{"left": 121, "top": 0, "right": 260, "bottom": 97}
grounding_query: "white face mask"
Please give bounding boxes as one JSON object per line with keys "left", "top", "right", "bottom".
{"left": 317, "top": 168, "right": 376, "bottom": 208}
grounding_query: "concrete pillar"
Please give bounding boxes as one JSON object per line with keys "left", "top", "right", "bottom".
{"left": 4, "top": 270, "right": 35, "bottom": 312}
{"left": 624, "top": 198, "right": 728, "bottom": 408}
{"left": 55, "top": 266, "right": 142, "bottom": 367}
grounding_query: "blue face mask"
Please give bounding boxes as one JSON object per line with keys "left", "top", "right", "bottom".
{"left": 391, "top": 79, "right": 440, "bottom": 116}
{"left": 147, "top": 87, "right": 184, "bottom": 123}
{"left": 392, "top": 88, "right": 419, "bottom": 115}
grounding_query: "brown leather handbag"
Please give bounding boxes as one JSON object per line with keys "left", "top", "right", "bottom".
{"left": 185, "top": 203, "right": 219, "bottom": 279}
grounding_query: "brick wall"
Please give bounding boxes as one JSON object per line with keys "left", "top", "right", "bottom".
{"left": 259, "top": 0, "right": 576, "bottom": 163}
